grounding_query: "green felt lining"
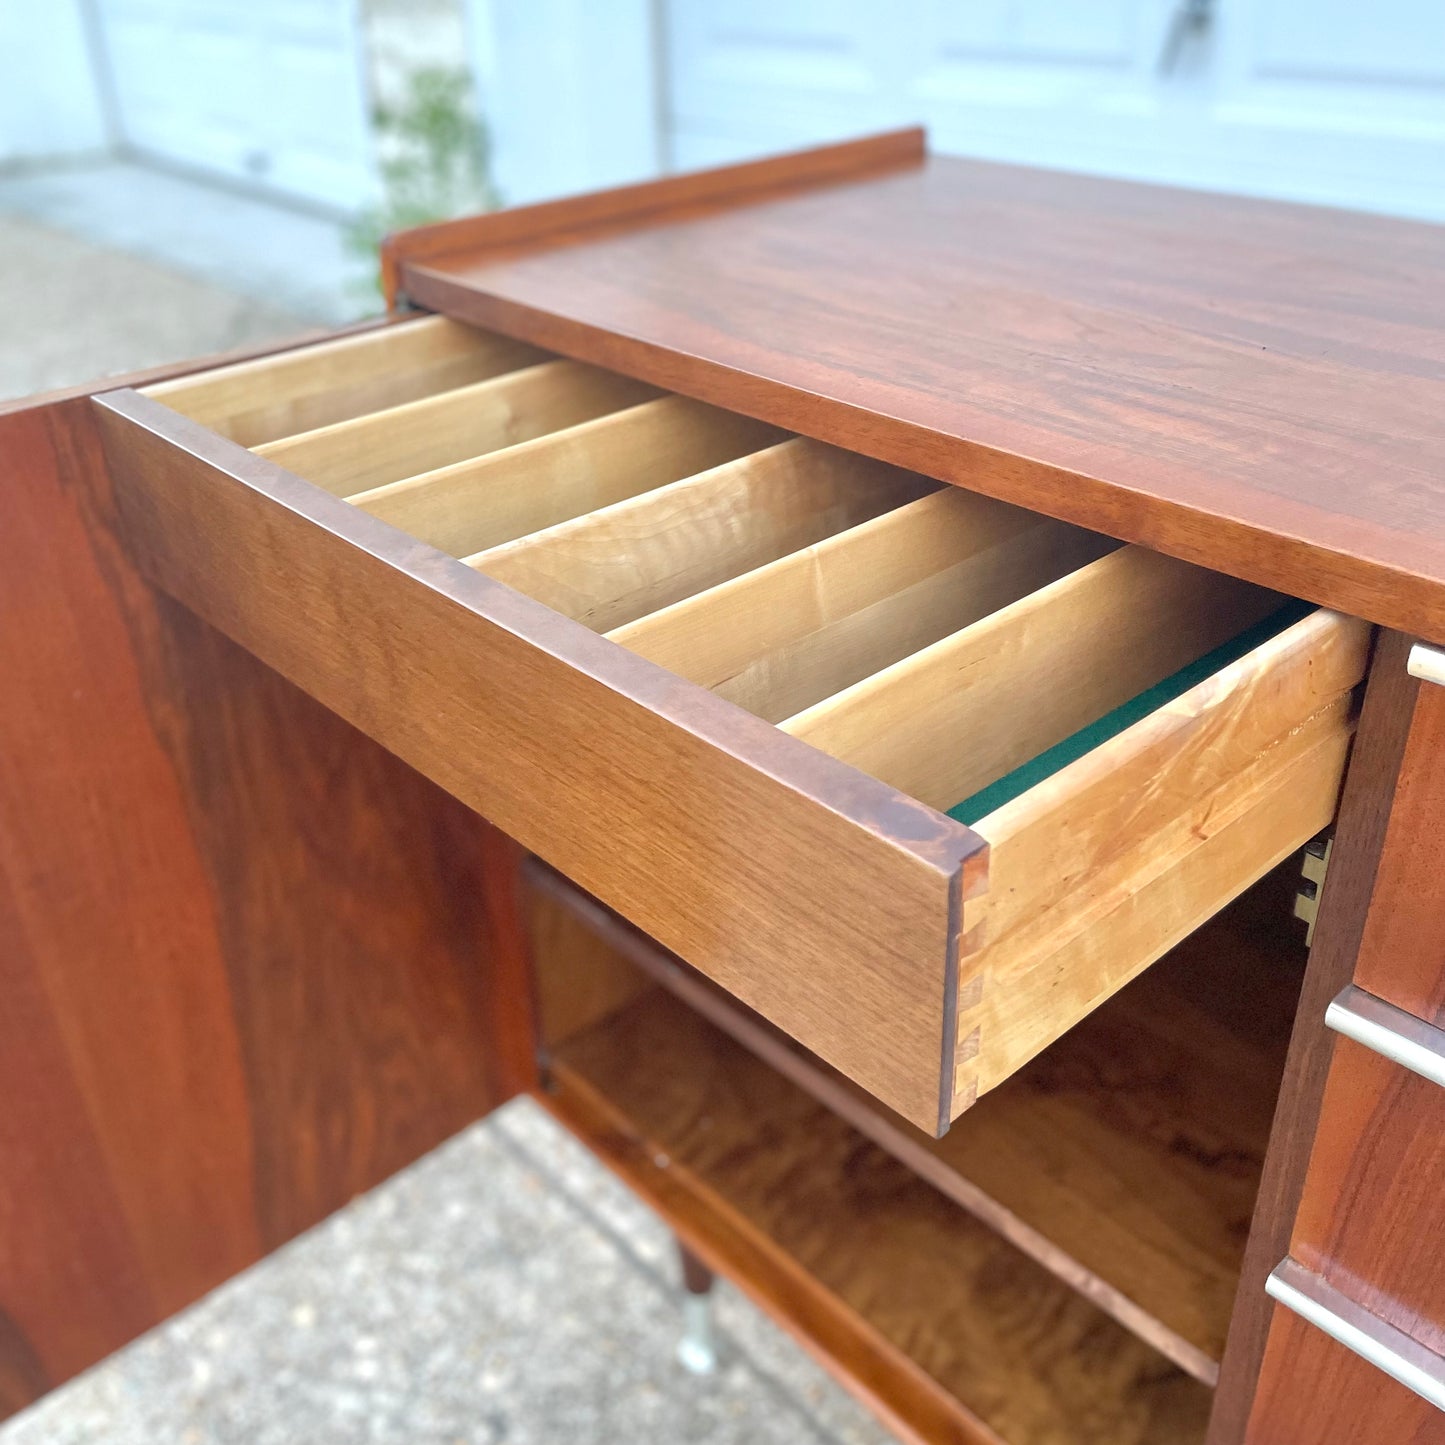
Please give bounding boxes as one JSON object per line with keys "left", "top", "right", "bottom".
{"left": 946, "top": 600, "right": 1313, "bottom": 828}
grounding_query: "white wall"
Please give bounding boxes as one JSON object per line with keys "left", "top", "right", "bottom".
{"left": 0, "top": 0, "right": 111, "bottom": 164}
{"left": 466, "top": 0, "right": 1445, "bottom": 224}
{"left": 664, "top": 0, "right": 1445, "bottom": 223}
{"left": 92, "top": 0, "right": 375, "bottom": 213}
{"left": 465, "top": 0, "right": 660, "bottom": 205}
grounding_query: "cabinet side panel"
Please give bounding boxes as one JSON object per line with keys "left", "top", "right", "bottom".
{"left": 0, "top": 396, "right": 527, "bottom": 1418}
{"left": 1208, "top": 628, "right": 1417, "bottom": 1443}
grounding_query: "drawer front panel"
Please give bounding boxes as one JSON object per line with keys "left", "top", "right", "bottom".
{"left": 1291, "top": 1020, "right": 1445, "bottom": 1357}
{"left": 1349, "top": 671, "right": 1445, "bottom": 1025}
{"left": 95, "top": 319, "right": 1369, "bottom": 1134}
{"left": 94, "top": 391, "right": 972, "bottom": 1134}
{"left": 1247, "top": 1295, "right": 1444, "bottom": 1445}
{"left": 1248, "top": 656, "right": 1445, "bottom": 1443}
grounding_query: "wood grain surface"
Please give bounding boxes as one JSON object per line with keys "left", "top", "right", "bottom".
{"left": 540, "top": 1054, "right": 1004, "bottom": 1445}
{"left": 1246, "top": 1296, "right": 1445, "bottom": 1444}
{"left": 547, "top": 988, "right": 1212, "bottom": 1445}
{"left": 103, "top": 335, "right": 1361, "bottom": 1133}
{"left": 958, "top": 610, "right": 1367, "bottom": 1106}
{"left": 357, "top": 393, "right": 782, "bottom": 557}
{"left": 1348, "top": 675, "right": 1445, "bottom": 1024}
{"left": 96, "top": 388, "right": 983, "bottom": 1134}
{"left": 782, "top": 547, "right": 1281, "bottom": 812}
{"left": 1247, "top": 666, "right": 1445, "bottom": 1436}
{"left": 614, "top": 488, "right": 1107, "bottom": 725}
{"left": 470, "top": 437, "right": 932, "bottom": 633}
{"left": 255, "top": 358, "right": 658, "bottom": 496}
{"left": 399, "top": 144, "right": 1445, "bottom": 643}
{"left": 528, "top": 859, "right": 1302, "bottom": 1385}
{"left": 529, "top": 882, "right": 648, "bottom": 1046}
{"left": 970, "top": 610, "right": 1366, "bottom": 951}
{"left": 1292, "top": 1039, "right": 1445, "bottom": 1355}
{"left": 1212, "top": 630, "right": 1420, "bottom": 1445}
{"left": 381, "top": 127, "right": 928, "bottom": 306}
{"left": 0, "top": 387, "right": 529, "bottom": 1418}
{"left": 145, "top": 315, "right": 549, "bottom": 446}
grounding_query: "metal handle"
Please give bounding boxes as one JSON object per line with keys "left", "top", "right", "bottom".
{"left": 1327, "top": 985, "right": 1445, "bottom": 1090}
{"left": 1267, "top": 1259, "right": 1445, "bottom": 1411}
{"left": 1408, "top": 643, "right": 1445, "bottom": 686}
{"left": 1159, "top": 0, "right": 1214, "bottom": 72}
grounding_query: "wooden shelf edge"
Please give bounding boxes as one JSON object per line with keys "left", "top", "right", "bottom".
{"left": 536, "top": 1057, "right": 1008, "bottom": 1445}
{"left": 382, "top": 128, "right": 927, "bottom": 309}
{"left": 526, "top": 859, "right": 1222, "bottom": 1386}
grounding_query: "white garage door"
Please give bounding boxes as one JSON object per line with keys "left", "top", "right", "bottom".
{"left": 665, "top": 0, "right": 1445, "bottom": 221}
{"left": 94, "top": 0, "right": 374, "bottom": 212}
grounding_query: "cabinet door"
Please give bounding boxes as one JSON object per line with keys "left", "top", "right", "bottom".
{"left": 0, "top": 345, "right": 535, "bottom": 1423}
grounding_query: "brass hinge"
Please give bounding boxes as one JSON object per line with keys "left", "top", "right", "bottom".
{"left": 1294, "top": 834, "right": 1333, "bottom": 948}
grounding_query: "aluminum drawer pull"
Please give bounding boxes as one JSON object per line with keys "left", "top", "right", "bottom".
{"left": 1267, "top": 1259, "right": 1445, "bottom": 1412}
{"left": 1327, "top": 986, "right": 1445, "bottom": 1091}
{"left": 1408, "top": 643, "right": 1445, "bottom": 686}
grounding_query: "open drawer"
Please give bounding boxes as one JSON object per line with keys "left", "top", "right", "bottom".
{"left": 95, "top": 314, "right": 1370, "bottom": 1134}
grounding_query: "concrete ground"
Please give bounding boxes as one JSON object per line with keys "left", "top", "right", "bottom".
{"left": 2, "top": 1105, "right": 893, "bottom": 1445}
{"left": 0, "top": 159, "right": 370, "bottom": 326}
{"left": 0, "top": 169, "right": 898, "bottom": 1445}
{"left": 0, "top": 211, "right": 305, "bottom": 400}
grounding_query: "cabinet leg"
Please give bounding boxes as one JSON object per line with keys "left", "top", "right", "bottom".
{"left": 675, "top": 1241, "right": 718, "bottom": 1376}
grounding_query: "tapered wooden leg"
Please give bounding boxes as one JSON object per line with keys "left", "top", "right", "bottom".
{"left": 676, "top": 1240, "right": 718, "bottom": 1375}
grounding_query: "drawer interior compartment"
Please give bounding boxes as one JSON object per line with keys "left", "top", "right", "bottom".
{"left": 532, "top": 873, "right": 1243, "bottom": 1445}
{"left": 145, "top": 315, "right": 551, "bottom": 447}
{"left": 531, "top": 861, "right": 1303, "bottom": 1390}
{"left": 100, "top": 316, "right": 1370, "bottom": 1135}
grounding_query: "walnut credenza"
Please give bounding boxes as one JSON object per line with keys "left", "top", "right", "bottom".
{"left": 3, "top": 130, "right": 1443, "bottom": 1444}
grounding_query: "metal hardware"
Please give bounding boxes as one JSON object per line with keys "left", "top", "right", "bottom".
{"left": 1159, "top": 0, "right": 1214, "bottom": 72}
{"left": 1293, "top": 834, "right": 1332, "bottom": 948}
{"left": 1267, "top": 1259, "right": 1445, "bottom": 1412}
{"left": 1408, "top": 643, "right": 1445, "bottom": 687}
{"left": 675, "top": 1239, "right": 717, "bottom": 1375}
{"left": 1327, "top": 985, "right": 1445, "bottom": 1091}
{"left": 676, "top": 1292, "right": 718, "bottom": 1375}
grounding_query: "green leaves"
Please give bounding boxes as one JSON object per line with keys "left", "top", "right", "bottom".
{"left": 347, "top": 66, "right": 498, "bottom": 298}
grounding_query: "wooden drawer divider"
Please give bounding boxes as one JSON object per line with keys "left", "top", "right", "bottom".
{"left": 104, "top": 315, "right": 1369, "bottom": 1136}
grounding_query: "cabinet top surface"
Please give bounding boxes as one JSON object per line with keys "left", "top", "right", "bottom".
{"left": 393, "top": 135, "right": 1445, "bottom": 640}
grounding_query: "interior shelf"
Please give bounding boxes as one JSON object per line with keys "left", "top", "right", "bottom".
{"left": 531, "top": 863, "right": 1303, "bottom": 1388}
{"left": 543, "top": 964, "right": 1216, "bottom": 1445}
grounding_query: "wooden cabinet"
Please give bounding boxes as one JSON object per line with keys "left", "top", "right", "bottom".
{"left": 1, "top": 130, "right": 1442, "bottom": 1442}
{"left": 1246, "top": 668, "right": 1445, "bottom": 1443}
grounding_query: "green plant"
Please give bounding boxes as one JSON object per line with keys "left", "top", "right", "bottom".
{"left": 348, "top": 65, "right": 497, "bottom": 295}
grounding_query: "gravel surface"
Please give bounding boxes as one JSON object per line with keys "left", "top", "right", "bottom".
{"left": 0, "top": 1102, "right": 895, "bottom": 1445}
{"left": 0, "top": 213, "right": 303, "bottom": 401}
